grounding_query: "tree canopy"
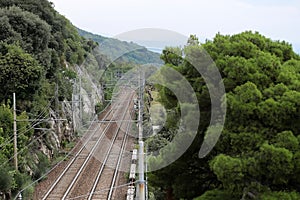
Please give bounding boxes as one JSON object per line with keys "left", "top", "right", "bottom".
{"left": 147, "top": 31, "right": 300, "bottom": 199}
{"left": 0, "top": 0, "right": 98, "bottom": 197}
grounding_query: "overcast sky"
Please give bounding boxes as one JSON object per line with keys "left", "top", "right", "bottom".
{"left": 50, "top": 0, "right": 300, "bottom": 51}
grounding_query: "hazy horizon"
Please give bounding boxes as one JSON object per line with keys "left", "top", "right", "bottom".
{"left": 50, "top": 0, "right": 300, "bottom": 53}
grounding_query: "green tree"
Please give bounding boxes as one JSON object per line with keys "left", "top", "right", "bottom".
{"left": 259, "top": 191, "right": 300, "bottom": 200}
{"left": 226, "top": 82, "right": 262, "bottom": 129}
{"left": 257, "top": 143, "right": 294, "bottom": 186}
{"left": 210, "top": 154, "right": 244, "bottom": 195}
{"left": 272, "top": 131, "right": 299, "bottom": 153}
{"left": 0, "top": 155, "right": 14, "bottom": 195}
{"left": 148, "top": 31, "right": 300, "bottom": 199}
{"left": 0, "top": 43, "right": 43, "bottom": 101}
{"left": 0, "top": 6, "right": 51, "bottom": 65}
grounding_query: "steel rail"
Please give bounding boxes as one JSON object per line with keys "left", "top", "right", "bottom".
{"left": 107, "top": 108, "right": 133, "bottom": 200}
{"left": 42, "top": 102, "right": 116, "bottom": 199}
{"left": 61, "top": 92, "right": 131, "bottom": 199}
{"left": 88, "top": 90, "right": 134, "bottom": 200}
{"left": 61, "top": 115, "right": 114, "bottom": 200}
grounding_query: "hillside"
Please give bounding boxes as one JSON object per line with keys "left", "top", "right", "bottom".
{"left": 78, "top": 28, "right": 163, "bottom": 64}
{"left": 0, "top": 0, "right": 101, "bottom": 198}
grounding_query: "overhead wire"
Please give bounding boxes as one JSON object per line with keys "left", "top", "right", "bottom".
{"left": 0, "top": 98, "right": 55, "bottom": 149}
{"left": 12, "top": 69, "right": 130, "bottom": 198}
{"left": 13, "top": 108, "right": 109, "bottom": 200}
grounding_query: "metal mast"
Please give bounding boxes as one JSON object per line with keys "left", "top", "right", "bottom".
{"left": 13, "top": 93, "right": 18, "bottom": 171}
{"left": 137, "top": 69, "right": 145, "bottom": 200}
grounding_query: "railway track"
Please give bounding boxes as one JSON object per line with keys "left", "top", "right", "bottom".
{"left": 88, "top": 96, "right": 134, "bottom": 200}
{"left": 41, "top": 88, "right": 136, "bottom": 200}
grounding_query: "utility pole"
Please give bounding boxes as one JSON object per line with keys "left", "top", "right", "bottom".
{"left": 145, "top": 146, "right": 148, "bottom": 200}
{"left": 79, "top": 70, "right": 83, "bottom": 125}
{"left": 137, "top": 70, "right": 145, "bottom": 200}
{"left": 72, "top": 93, "right": 76, "bottom": 134}
{"left": 55, "top": 82, "right": 60, "bottom": 136}
{"left": 13, "top": 93, "right": 18, "bottom": 171}
{"left": 72, "top": 79, "right": 78, "bottom": 134}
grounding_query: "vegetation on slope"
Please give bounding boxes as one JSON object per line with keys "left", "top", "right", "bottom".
{"left": 78, "top": 28, "right": 163, "bottom": 65}
{"left": 0, "top": 0, "right": 97, "bottom": 198}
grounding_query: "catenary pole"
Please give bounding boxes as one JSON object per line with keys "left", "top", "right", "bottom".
{"left": 137, "top": 69, "right": 145, "bottom": 200}
{"left": 13, "top": 93, "right": 18, "bottom": 171}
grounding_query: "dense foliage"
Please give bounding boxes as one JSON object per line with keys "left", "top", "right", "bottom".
{"left": 0, "top": 0, "right": 97, "bottom": 197}
{"left": 0, "top": 43, "right": 43, "bottom": 101}
{"left": 148, "top": 32, "right": 300, "bottom": 199}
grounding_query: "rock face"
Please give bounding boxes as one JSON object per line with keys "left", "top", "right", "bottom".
{"left": 34, "top": 104, "right": 74, "bottom": 161}
{"left": 32, "top": 65, "right": 103, "bottom": 170}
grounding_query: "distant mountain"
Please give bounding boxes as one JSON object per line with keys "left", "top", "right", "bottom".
{"left": 78, "top": 28, "right": 163, "bottom": 65}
